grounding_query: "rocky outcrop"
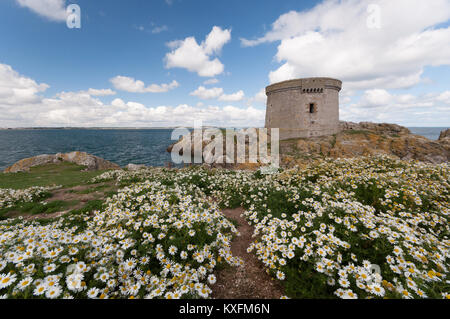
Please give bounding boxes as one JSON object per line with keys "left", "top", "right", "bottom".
{"left": 125, "top": 164, "right": 147, "bottom": 171}
{"left": 439, "top": 128, "right": 450, "bottom": 140}
{"left": 438, "top": 128, "right": 450, "bottom": 150}
{"left": 167, "top": 123, "right": 449, "bottom": 166}
{"left": 339, "top": 121, "right": 411, "bottom": 135}
{"left": 4, "top": 151, "right": 121, "bottom": 173}
{"left": 282, "top": 123, "right": 449, "bottom": 165}
{"left": 167, "top": 129, "right": 272, "bottom": 169}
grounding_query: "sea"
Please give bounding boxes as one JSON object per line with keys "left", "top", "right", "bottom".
{"left": 0, "top": 127, "right": 447, "bottom": 171}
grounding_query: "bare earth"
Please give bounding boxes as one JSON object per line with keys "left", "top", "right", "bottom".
{"left": 212, "top": 207, "right": 285, "bottom": 299}
{"left": 5, "top": 182, "right": 116, "bottom": 221}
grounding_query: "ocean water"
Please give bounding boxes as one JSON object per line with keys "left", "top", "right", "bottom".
{"left": 408, "top": 127, "right": 447, "bottom": 141}
{"left": 0, "top": 129, "right": 176, "bottom": 171}
{"left": 0, "top": 127, "right": 447, "bottom": 171}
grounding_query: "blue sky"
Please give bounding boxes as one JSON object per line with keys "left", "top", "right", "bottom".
{"left": 0, "top": 0, "right": 449, "bottom": 127}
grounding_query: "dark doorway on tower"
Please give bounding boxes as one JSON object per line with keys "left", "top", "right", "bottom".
{"left": 309, "top": 103, "right": 316, "bottom": 114}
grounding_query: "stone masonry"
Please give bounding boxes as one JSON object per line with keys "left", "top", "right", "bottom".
{"left": 265, "top": 77, "right": 342, "bottom": 140}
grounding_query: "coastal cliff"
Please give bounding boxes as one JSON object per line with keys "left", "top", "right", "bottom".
{"left": 282, "top": 122, "right": 449, "bottom": 165}
{"left": 167, "top": 122, "right": 449, "bottom": 166}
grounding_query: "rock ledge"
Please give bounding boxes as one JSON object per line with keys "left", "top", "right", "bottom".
{"left": 4, "top": 151, "right": 121, "bottom": 173}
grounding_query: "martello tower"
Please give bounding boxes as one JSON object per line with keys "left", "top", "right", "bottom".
{"left": 265, "top": 77, "right": 342, "bottom": 140}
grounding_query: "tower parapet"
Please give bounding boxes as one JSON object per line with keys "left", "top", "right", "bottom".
{"left": 265, "top": 77, "right": 342, "bottom": 140}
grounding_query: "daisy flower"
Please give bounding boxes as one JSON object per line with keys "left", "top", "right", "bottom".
{"left": 207, "top": 274, "right": 216, "bottom": 285}
{"left": 45, "top": 286, "right": 62, "bottom": 299}
{"left": 17, "top": 277, "right": 33, "bottom": 291}
{"left": 33, "top": 284, "right": 47, "bottom": 296}
{"left": 87, "top": 287, "right": 100, "bottom": 299}
{"left": 0, "top": 273, "right": 17, "bottom": 289}
{"left": 276, "top": 271, "right": 285, "bottom": 280}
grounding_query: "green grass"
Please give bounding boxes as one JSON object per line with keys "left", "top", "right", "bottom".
{"left": 0, "top": 162, "right": 120, "bottom": 221}
{"left": 0, "top": 162, "right": 110, "bottom": 189}
{"left": 68, "top": 199, "right": 104, "bottom": 215}
{"left": 72, "top": 184, "right": 112, "bottom": 194}
{"left": 0, "top": 200, "right": 79, "bottom": 218}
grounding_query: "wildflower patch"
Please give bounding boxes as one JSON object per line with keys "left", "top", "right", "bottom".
{"left": 0, "top": 156, "right": 449, "bottom": 299}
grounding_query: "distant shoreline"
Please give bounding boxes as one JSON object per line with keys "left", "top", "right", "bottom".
{"left": 0, "top": 127, "right": 253, "bottom": 130}
{"left": 0, "top": 126, "right": 448, "bottom": 130}
{"left": 0, "top": 127, "right": 178, "bottom": 130}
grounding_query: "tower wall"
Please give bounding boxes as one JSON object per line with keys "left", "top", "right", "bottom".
{"left": 265, "top": 77, "right": 342, "bottom": 140}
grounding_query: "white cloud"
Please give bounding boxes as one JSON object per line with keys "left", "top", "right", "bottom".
{"left": 110, "top": 76, "right": 179, "bottom": 93}
{"left": 0, "top": 63, "right": 49, "bottom": 105}
{"left": 16, "top": 0, "right": 67, "bottom": 21}
{"left": 152, "top": 25, "right": 168, "bottom": 34}
{"left": 1, "top": 63, "right": 447, "bottom": 128}
{"left": 241, "top": 0, "right": 450, "bottom": 90}
{"left": 1, "top": 92, "right": 264, "bottom": 128}
{"left": 0, "top": 63, "right": 262, "bottom": 128}
{"left": 203, "top": 78, "right": 219, "bottom": 85}
{"left": 136, "top": 24, "right": 169, "bottom": 34}
{"left": 190, "top": 86, "right": 245, "bottom": 102}
{"left": 219, "top": 90, "right": 245, "bottom": 102}
{"left": 247, "top": 88, "right": 267, "bottom": 106}
{"left": 190, "top": 86, "right": 223, "bottom": 100}
{"left": 165, "top": 26, "right": 231, "bottom": 77}
{"left": 436, "top": 91, "right": 450, "bottom": 104}
{"left": 354, "top": 89, "right": 448, "bottom": 109}
{"left": 111, "top": 98, "right": 126, "bottom": 108}
{"left": 86, "top": 88, "right": 116, "bottom": 96}
{"left": 203, "top": 26, "right": 232, "bottom": 55}
{"left": 340, "top": 89, "right": 450, "bottom": 126}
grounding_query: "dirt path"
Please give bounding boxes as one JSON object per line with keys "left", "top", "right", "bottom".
{"left": 4, "top": 182, "right": 117, "bottom": 221}
{"left": 212, "top": 207, "right": 284, "bottom": 299}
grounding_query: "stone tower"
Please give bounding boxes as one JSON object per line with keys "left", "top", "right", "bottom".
{"left": 265, "top": 77, "right": 342, "bottom": 140}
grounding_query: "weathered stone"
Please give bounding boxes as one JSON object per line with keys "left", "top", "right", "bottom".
{"left": 265, "top": 78, "right": 342, "bottom": 140}
{"left": 281, "top": 125, "right": 449, "bottom": 165}
{"left": 439, "top": 128, "right": 450, "bottom": 140}
{"left": 339, "top": 121, "right": 410, "bottom": 135}
{"left": 125, "top": 163, "right": 147, "bottom": 171}
{"left": 4, "top": 151, "right": 120, "bottom": 173}
{"left": 167, "top": 122, "right": 449, "bottom": 166}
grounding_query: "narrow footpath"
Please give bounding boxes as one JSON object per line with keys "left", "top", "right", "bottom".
{"left": 212, "top": 207, "right": 285, "bottom": 299}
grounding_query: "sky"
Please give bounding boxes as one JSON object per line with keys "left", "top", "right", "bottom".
{"left": 0, "top": 0, "right": 449, "bottom": 128}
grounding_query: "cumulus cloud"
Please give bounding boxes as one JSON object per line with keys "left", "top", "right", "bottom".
{"left": 218, "top": 90, "right": 245, "bottom": 102}
{"left": 190, "top": 86, "right": 245, "bottom": 102}
{"left": 16, "top": 0, "right": 67, "bottom": 21}
{"left": 110, "top": 76, "right": 179, "bottom": 93}
{"left": 203, "top": 78, "right": 219, "bottom": 85}
{"left": 86, "top": 88, "right": 116, "bottom": 96}
{"left": 247, "top": 88, "right": 267, "bottom": 106}
{"left": 340, "top": 89, "right": 450, "bottom": 126}
{"left": 352, "top": 89, "right": 450, "bottom": 110}
{"left": 241, "top": 0, "right": 450, "bottom": 90}
{"left": 165, "top": 26, "right": 231, "bottom": 77}
{"left": 0, "top": 63, "right": 262, "bottom": 128}
{"left": 2, "top": 62, "right": 446, "bottom": 128}
{"left": 0, "top": 63, "right": 49, "bottom": 105}
{"left": 1, "top": 94, "right": 264, "bottom": 128}
{"left": 190, "top": 86, "right": 223, "bottom": 100}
